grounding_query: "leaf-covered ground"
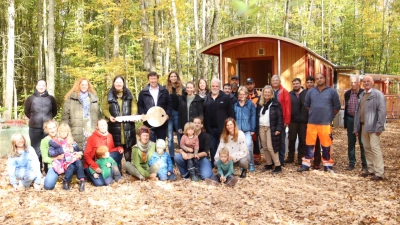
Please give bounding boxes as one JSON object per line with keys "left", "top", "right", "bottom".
{"left": 1, "top": 122, "right": 399, "bottom": 225}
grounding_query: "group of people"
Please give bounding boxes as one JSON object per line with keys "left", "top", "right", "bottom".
{"left": 7, "top": 71, "right": 387, "bottom": 191}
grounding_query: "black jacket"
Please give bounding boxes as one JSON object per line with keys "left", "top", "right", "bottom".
{"left": 229, "top": 93, "right": 238, "bottom": 105}
{"left": 24, "top": 90, "right": 57, "bottom": 129}
{"left": 203, "top": 90, "right": 235, "bottom": 133}
{"left": 289, "top": 89, "right": 308, "bottom": 123}
{"left": 256, "top": 99, "right": 283, "bottom": 153}
{"left": 138, "top": 84, "right": 172, "bottom": 128}
{"left": 178, "top": 94, "right": 204, "bottom": 130}
{"left": 343, "top": 88, "right": 364, "bottom": 128}
{"left": 107, "top": 89, "right": 136, "bottom": 148}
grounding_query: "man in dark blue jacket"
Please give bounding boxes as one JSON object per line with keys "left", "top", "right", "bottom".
{"left": 204, "top": 78, "right": 235, "bottom": 166}
{"left": 286, "top": 78, "right": 308, "bottom": 165}
{"left": 138, "top": 72, "right": 172, "bottom": 142}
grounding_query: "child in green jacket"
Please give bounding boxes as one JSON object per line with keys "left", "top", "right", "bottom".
{"left": 89, "top": 146, "right": 121, "bottom": 185}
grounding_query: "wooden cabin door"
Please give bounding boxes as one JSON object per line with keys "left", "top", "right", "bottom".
{"left": 238, "top": 59, "right": 273, "bottom": 88}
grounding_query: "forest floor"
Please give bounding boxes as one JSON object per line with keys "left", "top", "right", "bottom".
{"left": 0, "top": 122, "right": 399, "bottom": 225}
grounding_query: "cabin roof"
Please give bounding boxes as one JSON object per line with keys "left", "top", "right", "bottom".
{"left": 199, "top": 34, "right": 336, "bottom": 67}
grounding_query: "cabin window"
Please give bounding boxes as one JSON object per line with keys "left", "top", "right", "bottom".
{"left": 258, "top": 48, "right": 265, "bottom": 55}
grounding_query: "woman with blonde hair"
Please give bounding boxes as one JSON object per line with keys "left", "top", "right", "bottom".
{"left": 7, "top": 133, "right": 42, "bottom": 191}
{"left": 214, "top": 117, "right": 249, "bottom": 178}
{"left": 256, "top": 85, "right": 283, "bottom": 174}
{"left": 166, "top": 71, "right": 185, "bottom": 164}
{"left": 62, "top": 77, "right": 101, "bottom": 152}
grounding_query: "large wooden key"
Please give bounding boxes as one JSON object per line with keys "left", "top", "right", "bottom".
{"left": 115, "top": 106, "right": 168, "bottom": 127}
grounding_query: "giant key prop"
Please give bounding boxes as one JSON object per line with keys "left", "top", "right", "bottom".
{"left": 115, "top": 106, "right": 167, "bottom": 127}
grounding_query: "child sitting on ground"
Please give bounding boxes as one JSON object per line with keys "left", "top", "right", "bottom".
{"left": 89, "top": 146, "right": 122, "bottom": 185}
{"left": 205, "top": 147, "right": 238, "bottom": 187}
{"left": 180, "top": 122, "right": 200, "bottom": 181}
{"left": 148, "top": 139, "right": 176, "bottom": 181}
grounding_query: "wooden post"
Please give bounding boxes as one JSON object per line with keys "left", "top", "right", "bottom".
{"left": 278, "top": 40, "right": 281, "bottom": 76}
{"left": 220, "top": 43, "right": 223, "bottom": 89}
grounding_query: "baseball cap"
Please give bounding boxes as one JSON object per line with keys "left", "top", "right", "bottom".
{"left": 231, "top": 75, "right": 239, "bottom": 80}
{"left": 246, "top": 78, "right": 254, "bottom": 83}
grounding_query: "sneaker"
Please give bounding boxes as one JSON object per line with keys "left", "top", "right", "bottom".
{"left": 205, "top": 178, "right": 218, "bottom": 186}
{"left": 249, "top": 164, "right": 255, "bottom": 172}
{"left": 263, "top": 164, "right": 273, "bottom": 172}
{"left": 33, "top": 183, "right": 41, "bottom": 191}
{"left": 225, "top": 177, "right": 238, "bottom": 187}
{"left": 325, "top": 168, "right": 335, "bottom": 174}
{"left": 360, "top": 171, "right": 374, "bottom": 178}
{"left": 297, "top": 166, "right": 310, "bottom": 172}
{"left": 18, "top": 180, "right": 26, "bottom": 191}
{"left": 271, "top": 166, "right": 282, "bottom": 174}
{"left": 182, "top": 173, "right": 190, "bottom": 180}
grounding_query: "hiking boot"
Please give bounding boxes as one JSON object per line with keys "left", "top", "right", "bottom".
{"left": 370, "top": 176, "right": 383, "bottom": 181}
{"left": 205, "top": 178, "right": 218, "bottom": 186}
{"left": 249, "top": 164, "right": 255, "bottom": 172}
{"left": 191, "top": 175, "right": 199, "bottom": 182}
{"left": 63, "top": 181, "right": 70, "bottom": 190}
{"left": 360, "top": 171, "right": 374, "bottom": 178}
{"left": 284, "top": 159, "right": 294, "bottom": 164}
{"left": 272, "top": 166, "right": 282, "bottom": 174}
{"left": 263, "top": 164, "right": 273, "bottom": 172}
{"left": 79, "top": 180, "right": 85, "bottom": 192}
{"left": 347, "top": 165, "right": 355, "bottom": 171}
{"left": 225, "top": 177, "right": 238, "bottom": 187}
{"left": 297, "top": 166, "right": 310, "bottom": 172}
{"left": 240, "top": 169, "right": 247, "bottom": 178}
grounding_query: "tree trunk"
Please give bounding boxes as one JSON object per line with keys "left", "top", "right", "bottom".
{"left": 194, "top": 0, "right": 201, "bottom": 81}
{"left": 43, "top": 0, "right": 49, "bottom": 80}
{"left": 2, "top": 28, "right": 6, "bottom": 106}
{"left": 283, "top": 0, "right": 291, "bottom": 37}
{"left": 37, "top": 0, "right": 43, "bottom": 80}
{"left": 113, "top": 25, "right": 119, "bottom": 59}
{"left": 152, "top": 0, "right": 159, "bottom": 72}
{"left": 321, "top": 0, "right": 324, "bottom": 57}
{"left": 211, "top": 0, "right": 220, "bottom": 79}
{"left": 105, "top": 11, "right": 110, "bottom": 63}
{"left": 5, "top": 0, "right": 15, "bottom": 120}
{"left": 140, "top": 0, "right": 151, "bottom": 72}
{"left": 47, "top": 0, "right": 55, "bottom": 96}
{"left": 171, "top": 0, "right": 182, "bottom": 76}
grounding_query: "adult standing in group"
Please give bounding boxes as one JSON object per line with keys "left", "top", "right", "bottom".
{"left": 234, "top": 86, "right": 256, "bottom": 172}
{"left": 230, "top": 75, "right": 240, "bottom": 98}
{"left": 138, "top": 71, "right": 172, "bottom": 142}
{"left": 305, "top": 76, "right": 321, "bottom": 169}
{"left": 354, "top": 75, "right": 386, "bottom": 181}
{"left": 178, "top": 81, "right": 204, "bottom": 133}
{"left": 256, "top": 85, "right": 284, "bottom": 174}
{"left": 344, "top": 75, "right": 367, "bottom": 171}
{"left": 271, "top": 75, "right": 291, "bottom": 166}
{"left": 223, "top": 83, "right": 238, "bottom": 105}
{"left": 166, "top": 71, "right": 185, "bottom": 164}
{"left": 84, "top": 119, "right": 124, "bottom": 186}
{"left": 245, "top": 78, "right": 261, "bottom": 165}
{"left": 285, "top": 78, "right": 308, "bottom": 165}
{"left": 24, "top": 79, "right": 57, "bottom": 172}
{"left": 204, "top": 78, "right": 235, "bottom": 166}
{"left": 62, "top": 78, "right": 101, "bottom": 152}
{"left": 102, "top": 76, "right": 137, "bottom": 165}
{"left": 125, "top": 126, "right": 159, "bottom": 181}
{"left": 214, "top": 118, "right": 249, "bottom": 178}
{"left": 175, "top": 117, "right": 213, "bottom": 179}
{"left": 298, "top": 73, "right": 340, "bottom": 173}
{"left": 196, "top": 78, "right": 209, "bottom": 98}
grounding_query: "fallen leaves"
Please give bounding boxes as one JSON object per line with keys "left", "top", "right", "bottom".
{"left": 0, "top": 121, "right": 400, "bottom": 224}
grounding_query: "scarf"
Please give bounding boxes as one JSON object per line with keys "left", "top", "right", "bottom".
{"left": 80, "top": 92, "right": 90, "bottom": 119}
{"left": 138, "top": 141, "right": 152, "bottom": 162}
{"left": 261, "top": 99, "right": 273, "bottom": 115}
{"left": 198, "top": 90, "right": 207, "bottom": 98}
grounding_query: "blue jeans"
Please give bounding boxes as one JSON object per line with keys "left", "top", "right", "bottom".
{"left": 110, "top": 151, "right": 123, "bottom": 173}
{"left": 244, "top": 131, "right": 254, "bottom": 165}
{"left": 168, "top": 110, "right": 181, "bottom": 157}
{"left": 208, "top": 127, "right": 221, "bottom": 166}
{"left": 44, "top": 160, "right": 86, "bottom": 190}
{"left": 279, "top": 129, "right": 286, "bottom": 165}
{"left": 15, "top": 168, "right": 41, "bottom": 188}
{"left": 158, "top": 173, "right": 177, "bottom": 181}
{"left": 175, "top": 153, "right": 212, "bottom": 179}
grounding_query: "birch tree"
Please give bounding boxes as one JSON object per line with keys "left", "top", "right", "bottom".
{"left": 47, "top": 0, "right": 55, "bottom": 95}
{"left": 4, "top": 0, "right": 15, "bottom": 120}
{"left": 171, "top": 0, "right": 182, "bottom": 76}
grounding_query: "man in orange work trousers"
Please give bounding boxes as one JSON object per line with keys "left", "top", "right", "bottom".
{"left": 297, "top": 73, "right": 341, "bottom": 173}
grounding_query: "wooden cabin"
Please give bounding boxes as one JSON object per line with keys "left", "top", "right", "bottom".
{"left": 200, "top": 34, "right": 335, "bottom": 90}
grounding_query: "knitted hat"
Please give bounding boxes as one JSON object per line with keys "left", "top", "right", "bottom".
{"left": 156, "top": 139, "right": 166, "bottom": 149}
{"left": 138, "top": 126, "right": 150, "bottom": 136}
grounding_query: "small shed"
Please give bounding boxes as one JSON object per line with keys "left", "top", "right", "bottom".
{"left": 200, "top": 34, "right": 336, "bottom": 90}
